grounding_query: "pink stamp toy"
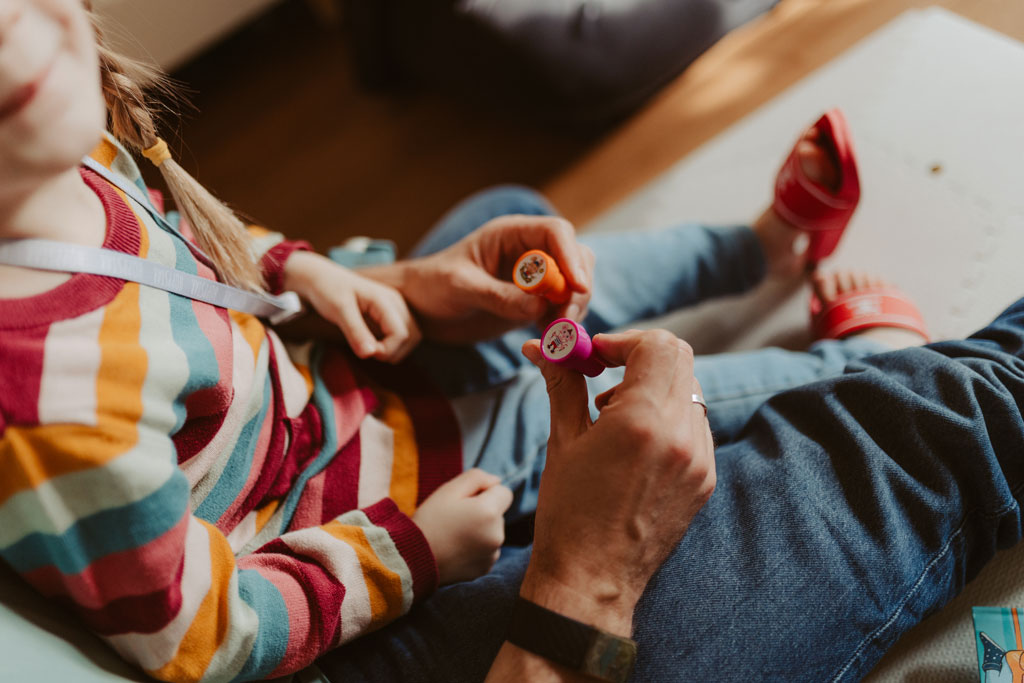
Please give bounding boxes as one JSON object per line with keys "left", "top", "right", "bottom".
{"left": 541, "top": 318, "right": 606, "bottom": 377}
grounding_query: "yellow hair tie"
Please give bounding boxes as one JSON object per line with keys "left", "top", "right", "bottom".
{"left": 142, "top": 138, "right": 172, "bottom": 167}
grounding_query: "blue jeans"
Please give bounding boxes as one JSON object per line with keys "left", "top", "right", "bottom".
{"left": 407, "top": 186, "right": 887, "bottom": 521}
{"left": 316, "top": 188, "right": 1024, "bottom": 681}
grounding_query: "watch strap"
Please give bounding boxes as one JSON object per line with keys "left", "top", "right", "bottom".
{"left": 507, "top": 596, "right": 637, "bottom": 682}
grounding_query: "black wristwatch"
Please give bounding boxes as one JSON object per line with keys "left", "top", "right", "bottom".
{"left": 507, "top": 596, "right": 637, "bottom": 682}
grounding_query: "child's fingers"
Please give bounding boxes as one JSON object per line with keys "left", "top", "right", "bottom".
{"left": 475, "top": 482, "right": 514, "bottom": 515}
{"left": 445, "top": 468, "right": 502, "bottom": 498}
{"left": 366, "top": 294, "right": 421, "bottom": 362}
{"left": 331, "top": 296, "right": 383, "bottom": 358}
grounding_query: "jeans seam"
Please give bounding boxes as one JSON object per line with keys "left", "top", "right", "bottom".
{"left": 830, "top": 496, "right": 1022, "bottom": 681}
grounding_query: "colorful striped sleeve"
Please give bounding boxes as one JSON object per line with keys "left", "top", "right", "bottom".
{"left": 0, "top": 420, "right": 438, "bottom": 682}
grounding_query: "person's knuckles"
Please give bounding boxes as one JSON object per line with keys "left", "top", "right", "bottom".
{"left": 446, "top": 263, "right": 477, "bottom": 296}
{"left": 619, "top": 414, "right": 664, "bottom": 451}
{"left": 640, "top": 328, "right": 682, "bottom": 355}
{"left": 549, "top": 216, "right": 575, "bottom": 238}
{"left": 697, "top": 466, "right": 717, "bottom": 506}
{"left": 664, "top": 431, "right": 699, "bottom": 470}
{"left": 490, "top": 484, "right": 514, "bottom": 513}
{"left": 674, "top": 337, "right": 695, "bottom": 361}
{"left": 462, "top": 467, "right": 496, "bottom": 488}
{"left": 485, "top": 520, "right": 506, "bottom": 547}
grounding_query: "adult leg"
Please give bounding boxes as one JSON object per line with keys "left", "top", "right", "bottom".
{"left": 693, "top": 337, "right": 889, "bottom": 442}
{"left": 317, "top": 297, "right": 1024, "bottom": 682}
{"left": 578, "top": 223, "right": 765, "bottom": 335}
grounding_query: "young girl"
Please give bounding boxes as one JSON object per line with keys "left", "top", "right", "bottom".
{"left": 0, "top": 1, "right": 929, "bottom": 681}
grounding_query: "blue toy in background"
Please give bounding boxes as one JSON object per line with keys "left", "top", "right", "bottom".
{"left": 973, "top": 606, "right": 1024, "bottom": 682}
{"left": 328, "top": 237, "right": 396, "bottom": 269}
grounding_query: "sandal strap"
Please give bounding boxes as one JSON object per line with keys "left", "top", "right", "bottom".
{"left": 811, "top": 287, "right": 930, "bottom": 341}
{"left": 773, "top": 109, "right": 861, "bottom": 261}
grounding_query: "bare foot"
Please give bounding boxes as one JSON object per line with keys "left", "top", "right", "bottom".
{"left": 753, "top": 129, "right": 841, "bottom": 277}
{"left": 812, "top": 270, "right": 927, "bottom": 349}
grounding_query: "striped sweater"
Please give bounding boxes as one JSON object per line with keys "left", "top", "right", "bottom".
{"left": 0, "top": 137, "right": 462, "bottom": 681}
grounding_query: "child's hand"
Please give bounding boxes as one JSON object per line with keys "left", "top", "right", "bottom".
{"left": 283, "top": 252, "right": 421, "bottom": 362}
{"left": 413, "top": 469, "right": 514, "bottom": 585}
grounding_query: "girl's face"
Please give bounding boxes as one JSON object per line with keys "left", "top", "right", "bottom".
{"left": 0, "top": 0, "right": 105, "bottom": 193}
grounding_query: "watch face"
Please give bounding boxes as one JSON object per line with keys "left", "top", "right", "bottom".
{"left": 584, "top": 632, "right": 638, "bottom": 683}
{"left": 543, "top": 321, "right": 577, "bottom": 360}
{"left": 515, "top": 253, "right": 546, "bottom": 288}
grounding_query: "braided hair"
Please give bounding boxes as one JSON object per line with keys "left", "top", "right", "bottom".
{"left": 88, "top": 10, "right": 265, "bottom": 291}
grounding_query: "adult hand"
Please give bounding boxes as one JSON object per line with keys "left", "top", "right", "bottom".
{"left": 413, "top": 468, "right": 514, "bottom": 585}
{"left": 519, "top": 329, "right": 716, "bottom": 634}
{"left": 369, "top": 215, "right": 594, "bottom": 343}
{"left": 282, "top": 251, "right": 421, "bottom": 363}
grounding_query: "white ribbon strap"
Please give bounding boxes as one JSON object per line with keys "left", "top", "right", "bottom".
{"left": 0, "top": 239, "right": 302, "bottom": 325}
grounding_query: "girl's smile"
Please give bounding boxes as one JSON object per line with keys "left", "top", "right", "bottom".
{"left": 0, "top": 60, "right": 54, "bottom": 120}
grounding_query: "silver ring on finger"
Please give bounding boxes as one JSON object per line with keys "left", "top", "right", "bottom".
{"left": 691, "top": 393, "right": 708, "bottom": 418}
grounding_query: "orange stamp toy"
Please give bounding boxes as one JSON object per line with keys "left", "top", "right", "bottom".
{"left": 513, "top": 249, "right": 570, "bottom": 304}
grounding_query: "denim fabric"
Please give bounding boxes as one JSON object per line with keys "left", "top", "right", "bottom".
{"left": 321, "top": 300, "right": 1024, "bottom": 681}
{"left": 314, "top": 187, "right": 1015, "bottom": 682}
{"left": 406, "top": 186, "right": 887, "bottom": 519}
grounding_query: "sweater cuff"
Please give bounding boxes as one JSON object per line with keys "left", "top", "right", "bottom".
{"left": 363, "top": 498, "right": 439, "bottom": 601}
{"left": 260, "top": 240, "right": 313, "bottom": 295}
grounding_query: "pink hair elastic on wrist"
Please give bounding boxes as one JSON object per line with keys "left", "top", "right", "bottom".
{"left": 540, "top": 318, "right": 605, "bottom": 377}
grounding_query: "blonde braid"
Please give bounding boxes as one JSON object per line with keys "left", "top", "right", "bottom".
{"left": 91, "top": 22, "right": 265, "bottom": 292}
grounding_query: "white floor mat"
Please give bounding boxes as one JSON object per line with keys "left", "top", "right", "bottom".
{"left": 586, "top": 7, "right": 1024, "bottom": 353}
{"left": 583, "top": 8, "right": 1024, "bottom": 680}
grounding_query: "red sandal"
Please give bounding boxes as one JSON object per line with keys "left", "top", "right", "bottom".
{"left": 811, "top": 286, "right": 929, "bottom": 341}
{"left": 774, "top": 109, "right": 861, "bottom": 263}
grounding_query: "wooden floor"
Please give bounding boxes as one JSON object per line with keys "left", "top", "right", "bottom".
{"left": 168, "top": 1, "right": 595, "bottom": 256}
{"left": 165, "top": 0, "right": 1023, "bottom": 256}
{"left": 545, "top": 0, "right": 1024, "bottom": 225}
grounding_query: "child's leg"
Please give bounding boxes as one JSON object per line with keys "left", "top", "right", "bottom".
{"left": 578, "top": 223, "right": 767, "bottom": 334}
{"left": 692, "top": 337, "right": 889, "bottom": 442}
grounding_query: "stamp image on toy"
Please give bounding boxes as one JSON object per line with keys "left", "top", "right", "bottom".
{"left": 517, "top": 252, "right": 546, "bottom": 285}
{"left": 544, "top": 321, "right": 577, "bottom": 359}
{"left": 541, "top": 318, "right": 605, "bottom": 377}
{"left": 514, "top": 249, "right": 571, "bottom": 304}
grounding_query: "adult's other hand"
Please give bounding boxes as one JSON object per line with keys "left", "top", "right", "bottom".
{"left": 520, "top": 328, "right": 716, "bottom": 635}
